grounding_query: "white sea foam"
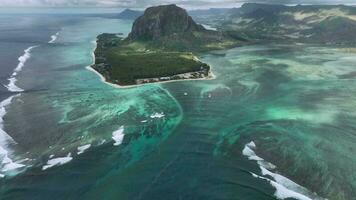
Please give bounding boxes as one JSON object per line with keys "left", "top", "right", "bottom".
{"left": 6, "top": 46, "right": 38, "bottom": 92}
{"left": 0, "top": 96, "right": 17, "bottom": 132}
{"left": 242, "top": 141, "right": 263, "bottom": 160}
{"left": 242, "top": 141, "right": 276, "bottom": 169}
{"left": 48, "top": 32, "right": 59, "bottom": 43}
{"left": 1, "top": 41, "right": 57, "bottom": 177}
{"left": 77, "top": 144, "right": 91, "bottom": 155}
{"left": 242, "top": 141, "right": 325, "bottom": 200}
{"left": 1, "top": 153, "right": 25, "bottom": 172}
{"left": 0, "top": 95, "right": 26, "bottom": 176}
{"left": 42, "top": 153, "right": 73, "bottom": 170}
{"left": 112, "top": 126, "right": 125, "bottom": 146}
{"left": 250, "top": 171, "right": 312, "bottom": 200}
{"left": 6, "top": 77, "right": 23, "bottom": 92}
{"left": 150, "top": 112, "right": 165, "bottom": 119}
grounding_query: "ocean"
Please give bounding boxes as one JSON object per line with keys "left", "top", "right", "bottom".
{"left": 0, "top": 10, "right": 355, "bottom": 200}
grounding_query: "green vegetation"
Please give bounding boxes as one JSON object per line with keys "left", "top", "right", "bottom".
{"left": 194, "top": 3, "right": 356, "bottom": 44}
{"left": 127, "top": 4, "right": 240, "bottom": 52}
{"left": 93, "top": 34, "right": 210, "bottom": 86}
{"left": 91, "top": 4, "right": 244, "bottom": 86}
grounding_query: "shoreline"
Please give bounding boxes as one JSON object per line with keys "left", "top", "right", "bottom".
{"left": 86, "top": 40, "right": 216, "bottom": 89}
{"left": 86, "top": 65, "right": 216, "bottom": 89}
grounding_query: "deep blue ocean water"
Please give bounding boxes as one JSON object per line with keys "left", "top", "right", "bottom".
{"left": 0, "top": 14, "right": 64, "bottom": 95}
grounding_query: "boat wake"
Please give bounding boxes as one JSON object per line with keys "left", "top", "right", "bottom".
{"left": 242, "top": 141, "right": 325, "bottom": 200}
{"left": 5, "top": 46, "right": 38, "bottom": 92}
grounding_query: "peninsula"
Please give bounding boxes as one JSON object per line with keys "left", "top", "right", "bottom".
{"left": 91, "top": 4, "right": 240, "bottom": 87}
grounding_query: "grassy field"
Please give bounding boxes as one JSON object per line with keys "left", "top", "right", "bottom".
{"left": 93, "top": 34, "right": 210, "bottom": 85}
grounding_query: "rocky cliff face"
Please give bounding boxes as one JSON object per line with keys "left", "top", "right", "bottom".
{"left": 128, "top": 4, "right": 204, "bottom": 41}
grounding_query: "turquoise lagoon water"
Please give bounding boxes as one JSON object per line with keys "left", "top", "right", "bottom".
{"left": 0, "top": 14, "right": 355, "bottom": 200}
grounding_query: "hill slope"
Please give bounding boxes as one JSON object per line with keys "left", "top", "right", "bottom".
{"left": 127, "top": 4, "right": 239, "bottom": 51}
{"left": 193, "top": 3, "right": 356, "bottom": 44}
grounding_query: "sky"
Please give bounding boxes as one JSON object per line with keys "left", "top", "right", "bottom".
{"left": 0, "top": 0, "right": 355, "bottom": 8}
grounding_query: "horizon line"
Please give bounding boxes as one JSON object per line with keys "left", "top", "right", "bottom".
{"left": 0, "top": 3, "right": 355, "bottom": 10}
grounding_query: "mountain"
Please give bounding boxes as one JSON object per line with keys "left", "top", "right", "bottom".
{"left": 91, "top": 4, "right": 242, "bottom": 86}
{"left": 188, "top": 8, "right": 236, "bottom": 29}
{"left": 306, "top": 16, "right": 356, "bottom": 44}
{"left": 188, "top": 8, "right": 232, "bottom": 22}
{"left": 196, "top": 3, "right": 356, "bottom": 44}
{"left": 127, "top": 4, "right": 239, "bottom": 51}
{"left": 116, "top": 9, "right": 143, "bottom": 20}
{"left": 238, "top": 3, "right": 286, "bottom": 14}
{"left": 128, "top": 4, "right": 205, "bottom": 41}
{"left": 189, "top": 8, "right": 232, "bottom": 17}
{"left": 92, "top": 5, "right": 218, "bottom": 86}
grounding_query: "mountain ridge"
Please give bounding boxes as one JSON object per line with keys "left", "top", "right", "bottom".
{"left": 126, "top": 4, "right": 239, "bottom": 51}
{"left": 200, "top": 3, "right": 356, "bottom": 44}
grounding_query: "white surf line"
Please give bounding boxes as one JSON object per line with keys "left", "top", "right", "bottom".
{"left": 0, "top": 45, "right": 39, "bottom": 176}
{"left": 0, "top": 95, "right": 25, "bottom": 177}
{"left": 48, "top": 32, "right": 60, "bottom": 44}
{"left": 242, "top": 141, "right": 326, "bottom": 200}
{"left": 5, "top": 45, "right": 38, "bottom": 92}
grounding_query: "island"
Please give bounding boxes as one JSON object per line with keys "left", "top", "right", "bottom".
{"left": 90, "top": 4, "right": 240, "bottom": 87}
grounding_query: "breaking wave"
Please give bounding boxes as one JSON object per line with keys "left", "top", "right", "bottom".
{"left": 5, "top": 46, "right": 38, "bottom": 92}
{"left": 242, "top": 141, "right": 325, "bottom": 200}
{"left": 0, "top": 95, "right": 25, "bottom": 178}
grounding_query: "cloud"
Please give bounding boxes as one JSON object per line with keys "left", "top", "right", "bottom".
{"left": 0, "top": 0, "right": 355, "bottom": 8}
